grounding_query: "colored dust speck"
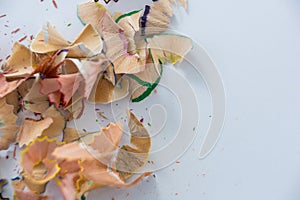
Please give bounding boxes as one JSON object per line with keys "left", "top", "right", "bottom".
{"left": 140, "top": 117, "right": 144, "bottom": 123}
{"left": 147, "top": 122, "right": 151, "bottom": 126}
{"left": 0, "top": 14, "right": 7, "bottom": 18}
{"left": 88, "top": 180, "right": 93, "bottom": 186}
{"left": 176, "top": 160, "right": 180, "bottom": 163}
{"left": 98, "top": 112, "right": 108, "bottom": 120}
{"left": 5, "top": 55, "right": 10, "bottom": 60}
{"left": 11, "top": 177, "right": 20, "bottom": 181}
{"left": 104, "top": 0, "right": 119, "bottom": 3}
{"left": 67, "top": 23, "right": 72, "bottom": 27}
{"left": 148, "top": 160, "right": 154, "bottom": 164}
{"left": 17, "top": 106, "right": 22, "bottom": 113}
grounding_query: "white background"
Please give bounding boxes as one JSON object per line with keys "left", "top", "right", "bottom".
{"left": 1, "top": 0, "right": 300, "bottom": 200}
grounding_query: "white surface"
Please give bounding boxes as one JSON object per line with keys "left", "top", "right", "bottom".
{"left": 1, "top": 0, "right": 300, "bottom": 200}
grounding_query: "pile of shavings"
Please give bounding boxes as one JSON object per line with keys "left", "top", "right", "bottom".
{"left": 0, "top": 0, "right": 193, "bottom": 199}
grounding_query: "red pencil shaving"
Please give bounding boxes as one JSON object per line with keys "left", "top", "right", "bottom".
{"left": 18, "top": 35, "right": 27, "bottom": 42}
{"left": 13, "top": 145, "right": 17, "bottom": 160}
{"left": 11, "top": 28, "right": 20, "bottom": 34}
{"left": 52, "top": 0, "right": 58, "bottom": 8}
